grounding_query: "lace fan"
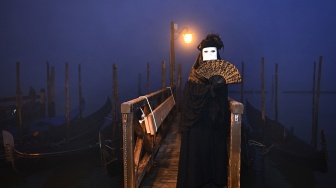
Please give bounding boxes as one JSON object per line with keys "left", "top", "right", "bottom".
{"left": 196, "top": 60, "right": 242, "bottom": 84}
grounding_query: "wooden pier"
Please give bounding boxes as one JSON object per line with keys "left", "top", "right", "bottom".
{"left": 140, "top": 113, "right": 181, "bottom": 188}
{"left": 121, "top": 86, "right": 243, "bottom": 188}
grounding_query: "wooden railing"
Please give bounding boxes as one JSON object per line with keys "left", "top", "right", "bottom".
{"left": 228, "top": 98, "right": 244, "bottom": 188}
{"left": 121, "top": 86, "right": 176, "bottom": 188}
{"left": 121, "top": 87, "right": 243, "bottom": 188}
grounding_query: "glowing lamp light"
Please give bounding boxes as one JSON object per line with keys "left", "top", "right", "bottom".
{"left": 183, "top": 33, "right": 193, "bottom": 44}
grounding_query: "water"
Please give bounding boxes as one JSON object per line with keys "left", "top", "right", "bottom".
{"left": 231, "top": 91, "right": 336, "bottom": 188}
{"left": 1, "top": 90, "right": 335, "bottom": 187}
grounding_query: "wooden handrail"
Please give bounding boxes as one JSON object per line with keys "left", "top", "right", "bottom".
{"left": 121, "top": 86, "right": 176, "bottom": 188}
{"left": 228, "top": 98, "right": 244, "bottom": 188}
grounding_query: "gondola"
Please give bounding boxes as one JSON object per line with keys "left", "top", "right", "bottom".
{"left": 98, "top": 112, "right": 123, "bottom": 177}
{"left": 245, "top": 100, "right": 328, "bottom": 173}
{"left": 1, "top": 96, "right": 112, "bottom": 172}
{"left": 0, "top": 98, "right": 85, "bottom": 162}
{"left": 1, "top": 98, "right": 85, "bottom": 139}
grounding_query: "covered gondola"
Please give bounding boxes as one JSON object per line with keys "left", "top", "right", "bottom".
{"left": 1, "top": 97, "right": 112, "bottom": 172}
{"left": 245, "top": 100, "right": 328, "bottom": 173}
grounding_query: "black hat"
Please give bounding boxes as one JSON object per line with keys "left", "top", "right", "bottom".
{"left": 197, "top": 33, "right": 224, "bottom": 51}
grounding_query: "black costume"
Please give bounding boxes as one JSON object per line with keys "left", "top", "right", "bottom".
{"left": 177, "top": 34, "right": 230, "bottom": 188}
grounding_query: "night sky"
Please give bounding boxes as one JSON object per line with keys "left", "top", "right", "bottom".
{"left": 1, "top": 0, "right": 336, "bottom": 114}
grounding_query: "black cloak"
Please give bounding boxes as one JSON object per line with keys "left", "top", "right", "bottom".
{"left": 177, "top": 53, "right": 230, "bottom": 188}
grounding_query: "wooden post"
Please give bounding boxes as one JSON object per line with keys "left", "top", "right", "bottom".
{"left": 275, "top": 63, "right": 278, "bottom": 122}
{"left": 15, "top": 62, "right": 23, "bottom": 138}
{"left": 147, "top": 62, "right": 150, "bottom": 94}
{"left": 312, "top": 56, "right": 322, "bottom": 149}
{"left": 311, "top": 61, "right": 316, "bottom": 146}
{"left": 261, "top": 57, "right": 265, "bottom": 124}
{"left": 170, "top": 21, "right": 175, "bottom": 87}
{"left": 138, "top": 73, "right": 142, "bottom": 97}
{"left": 161, "top": 61, "right": 166, "bottom": 89}
{"left": 121, "top": 88, "right": 176, "bottom": 188}
{"left": 50, "top": 66, "right": 56, "bottom": 117}
{"left": 65, "top": 63, "right": 70, "bottom": 139}
{"left": 112, "top": 63, "right": 119, "bottom": 152}
{"left": 122, "top": 112, "right": 135, "bottom": 188}
{"left": 39, "top": 88, "right": 46, "bottom": 118}
{"left": 271, "top": 75, "right": 274, "bottom": 101}
{"left": 78, "top": 64, "right": 82, "bottom": 119}
{"left": 240, "top": 62, "right": 244, "bottom": 103}
{"left": 177, "top": 64, "right": 182, "bottom": 112}
{"left": 228, "top": 100, "right": 244, "bottom": 188}
{"left": 47, "top": 62, "right": 51, "bottom": 117}
{"left": 112, "top": 64, "right": 120, "bottom": 120}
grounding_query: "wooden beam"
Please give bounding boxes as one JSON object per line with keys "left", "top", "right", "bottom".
{"left": 228, "top": 100, "right": 244, "bottom": 188}
{"left": 144, "top": 95, "right": 175, "bottom": 135}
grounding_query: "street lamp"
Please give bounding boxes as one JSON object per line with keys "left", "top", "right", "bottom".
{"left": 170, "top": 21, "right": 193, "bottom": 87}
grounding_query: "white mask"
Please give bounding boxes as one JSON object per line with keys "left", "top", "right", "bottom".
{"left": 202, "top": 47, "right": 218, "bottom": 61}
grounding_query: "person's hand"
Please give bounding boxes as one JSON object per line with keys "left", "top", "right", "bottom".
{"left": 209, "top": 75, "right": 225, "bottom": 85}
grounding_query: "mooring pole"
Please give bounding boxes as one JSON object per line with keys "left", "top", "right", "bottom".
{"left": 311, "top": 61, "right": 316, "bottom": 146}
{"left": 261, "top": 57, "right": 265, "bottom": 124}
{"left": 147, "top": 62, "right": 150, "bottom": 94}
{"left": 78, "top": 64, "right": 82, "bottom": 119}
{"left": 138, "top": 73, "right": 142, "bottom": 96}
{"left": 47, "top": 61, "right": 50, "bottom": 117}
{"left": 50, "top": 66, "right": 56, "bottom": 117}
{"left": 15, "top": 62, "right": 23, "bottom": 138}
{"left": 39, "top": 88, "right": 46, "bottom": 118}
{"left": 112, "top": 63, "right": 119, "bottom": 152}
{"left": 275, "top": 63, "right": 278, "bottom": 122}
{"left": 240, "top": 61, "right": 245, "bottom": 103}
{"left": 177, "top": 64, "right": 182, "bottom": 112}
{"left": 65, "top": 63, "right": 70, "bottom": 139}
{"left": 312, "top": 56, "right": 322, "bottom": 149}
{"left": 162, "top": 61, "right": 166, "bottom": 89}
{"left": 170, "top": 21, "right": 175, "bottom": 87}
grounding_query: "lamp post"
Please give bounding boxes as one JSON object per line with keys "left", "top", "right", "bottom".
{"left": 170, "top": 21, "right": 192, "bottom": 87}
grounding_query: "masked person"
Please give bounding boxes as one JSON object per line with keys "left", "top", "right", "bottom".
{"left": 177, "top": 33, "right": 230, "bottom": 188}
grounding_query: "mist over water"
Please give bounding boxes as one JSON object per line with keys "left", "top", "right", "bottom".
{"left": 230, "top": 91, "right": 336, "bottom": 188}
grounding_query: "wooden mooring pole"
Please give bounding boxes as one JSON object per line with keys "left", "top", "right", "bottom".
{"left": 47, "top": 62, "right": 50, "bottom": 116}
{"left": 147, "top": 62, "right": 150, "bottom": 94}
{"left": 39, "top": 88, "right": 46, "bottom": 118}
{"left": 240, "top": 61, "right": 244, "bottom": 103}
{"left": 112, "top": 63, "right": 119, "bottom": 151}
{"left": 177, "top": 64, "right": 182, "bottom": 112}
{"left": 78, "top": 64, "right": 82, "bottom": 119}
{"left": 161, "top": 61, "right": 166, "bottom": 89}
{"left": 15, "top": 62, "right": 23, "bottom": 138}
{"left": 112, "top": 64, "right": 120, "bottom": 121}
{"left": 312, "top": 56, "right": 322, "bottom": 149}
{"left": 170, "top": 21, "right": 175, "bottom": 87}
{"left": 275, "top": 63, "right": 278, "bottom": 122}
{"left": 311, "top": 61, "right": 316, "bottom": 136}
{"left": 261, "top": 57, "right": 265, "bottom": 124}
{"left": 138, "top": 73, "right": 142, "bottom": 96}
{"left": 47, "top": 62, "right": 56, "bottom": 117}
{"left": 65, "top": 63, "right": 70, "bottom": 139}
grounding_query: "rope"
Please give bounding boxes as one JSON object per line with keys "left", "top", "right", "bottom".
{"left": 139, "top": 96, "right": 157, "bottom": 132}
{"left": 166, "top": 87, "right": 175, "bottom": 104}
{"left": 138, "top": 107, "right": 145, "bottom": 124}
{"left": 248, "top": 139, "right": 275, "bottom": 155}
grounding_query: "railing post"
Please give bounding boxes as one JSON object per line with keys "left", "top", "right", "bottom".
{"left": 122, "top": 103, "right": 135, "bottom": 188}
{"left": 228, "top": 100, "right": 244, "bottom": 188}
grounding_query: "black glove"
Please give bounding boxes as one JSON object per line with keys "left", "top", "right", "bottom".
{"left": 208, "top": 75, "right": 226, "bottom": 97}
{"left": 209, "top": 75, "right": 225, "bottom": 85}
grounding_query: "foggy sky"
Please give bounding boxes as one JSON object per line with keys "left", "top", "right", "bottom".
{"left": 1, "top": 0, "right": 336, "bottom": 114}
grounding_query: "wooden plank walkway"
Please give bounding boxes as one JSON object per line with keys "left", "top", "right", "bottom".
{"left": 140, "top": 113, "right": 181, "bottom": 188}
